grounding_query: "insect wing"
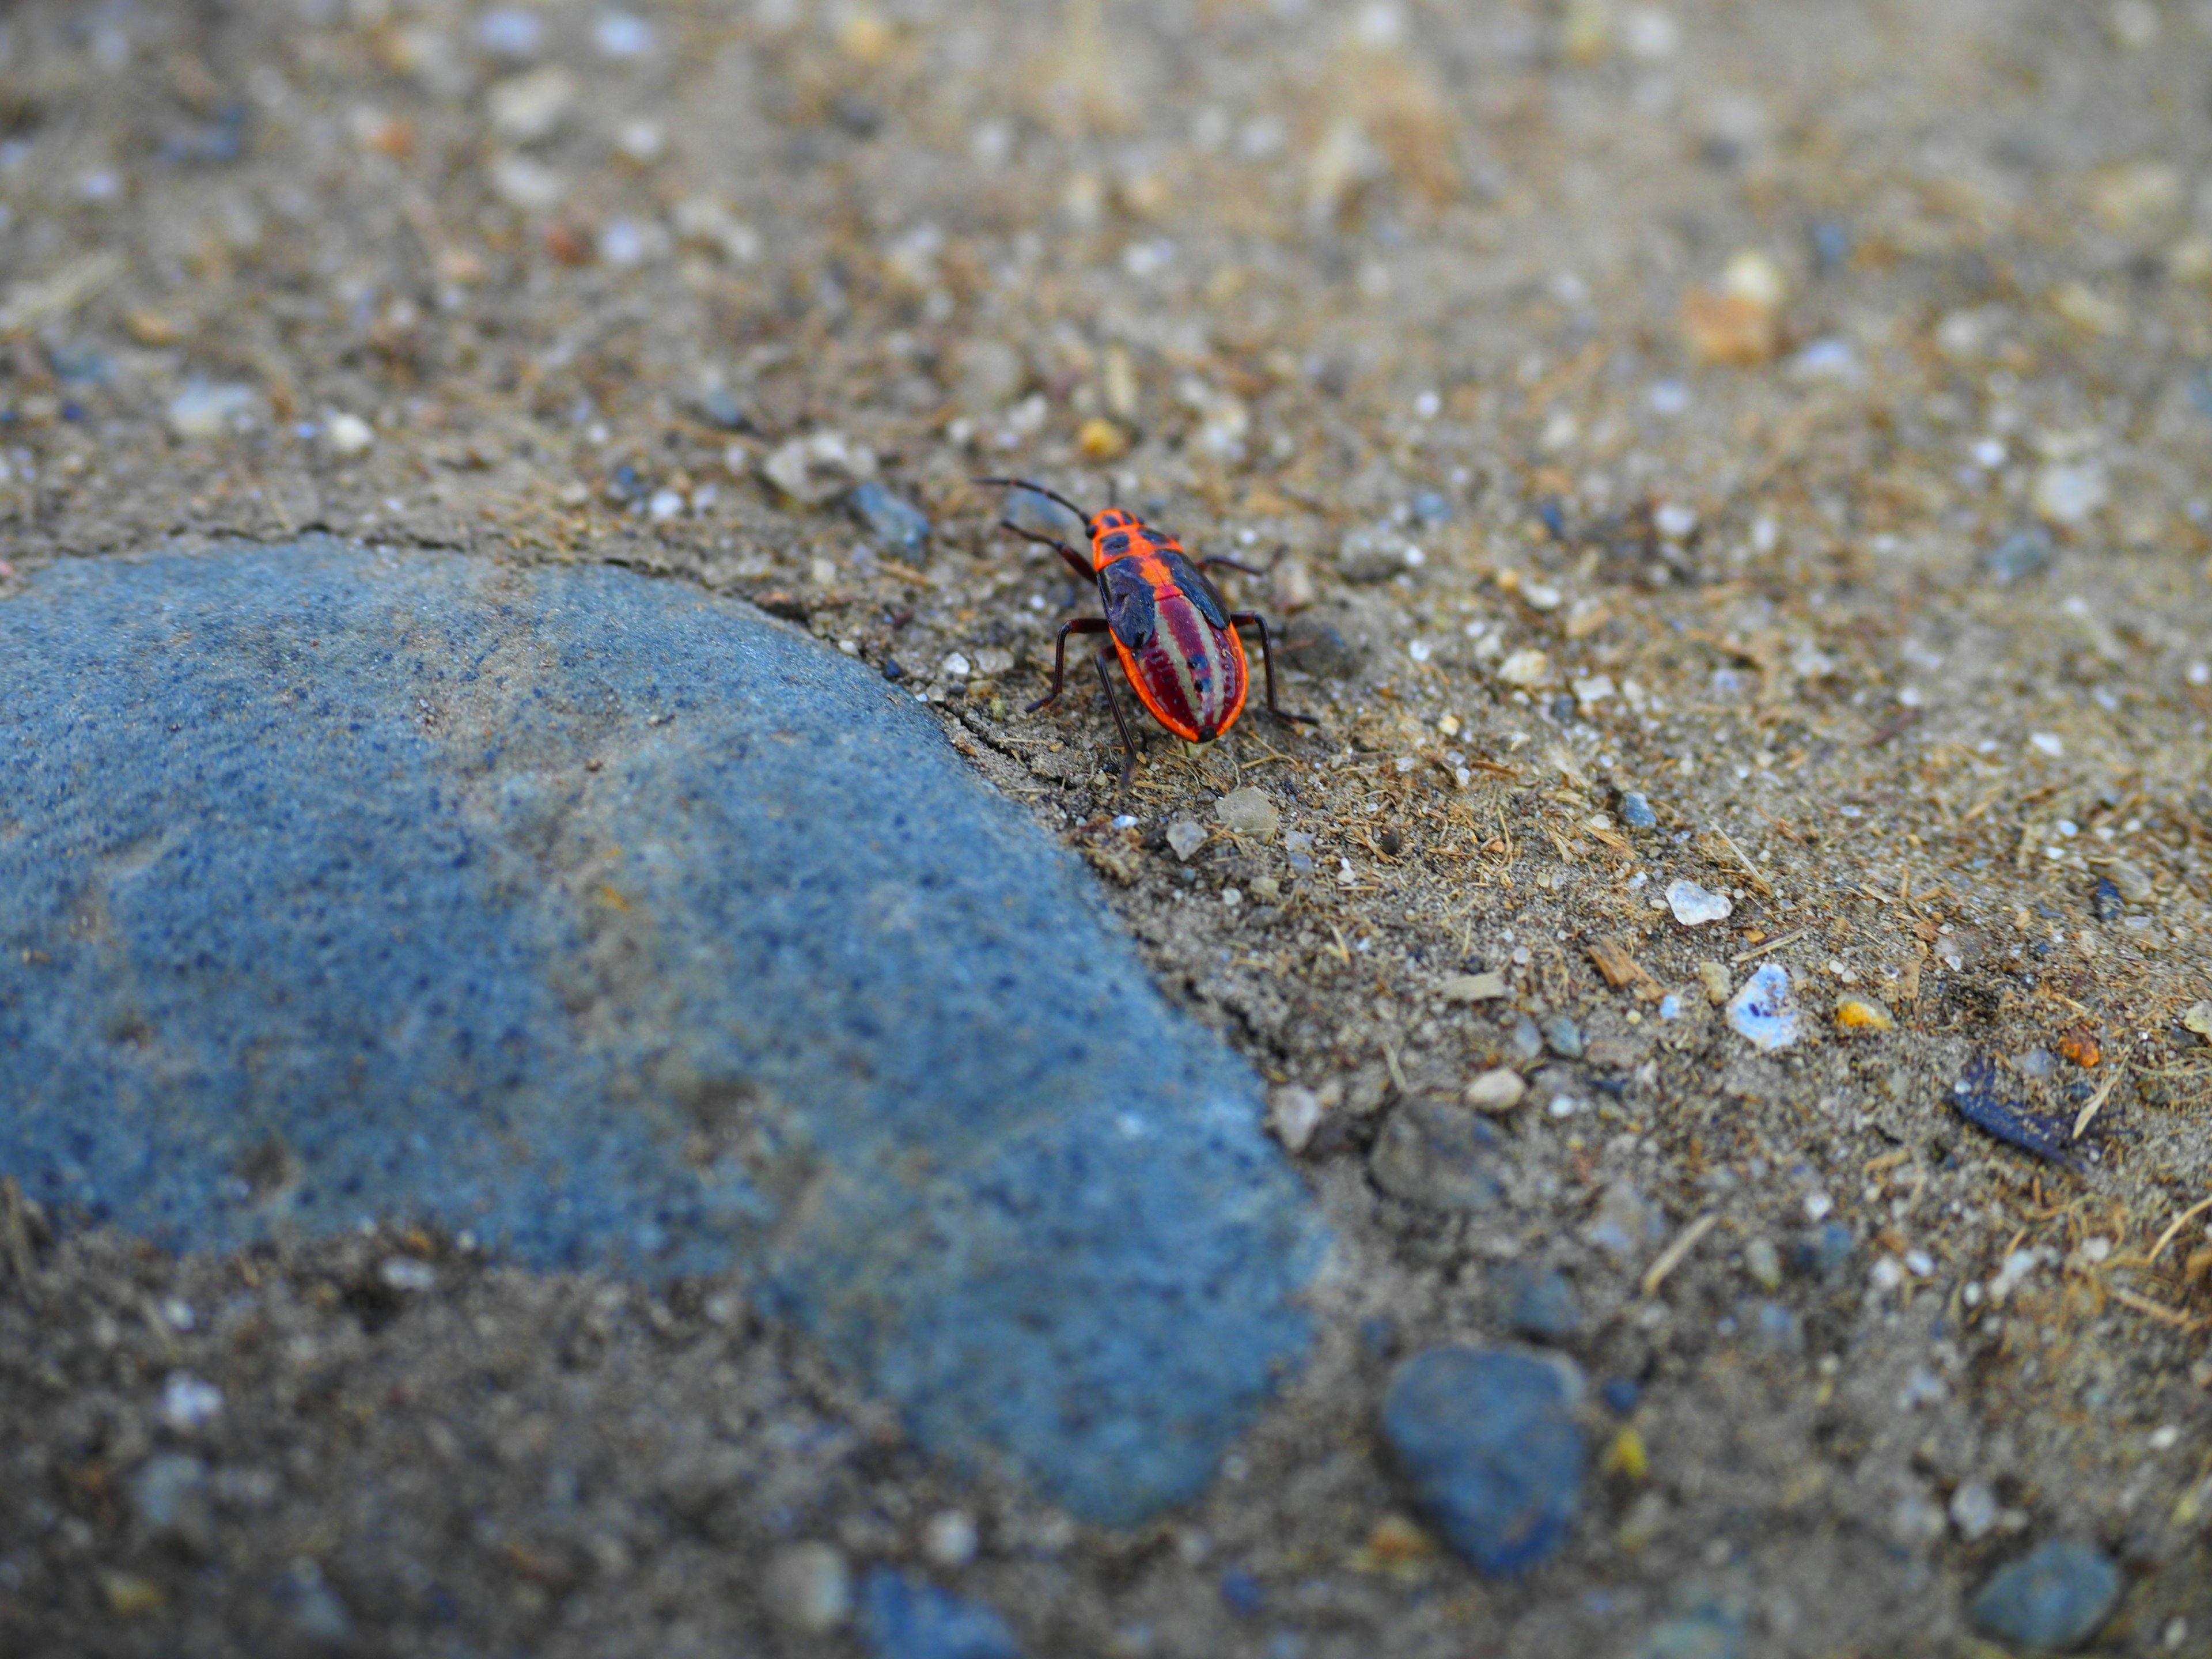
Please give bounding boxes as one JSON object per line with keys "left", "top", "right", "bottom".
{"left": 1098, "top": 558, "right": 1159, "bottom": 650}
{"left": 1156, "top": 550, "right": 1229, "bottom": 628}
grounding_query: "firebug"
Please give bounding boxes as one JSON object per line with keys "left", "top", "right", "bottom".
{"left": 975, "top": 477, "right": 1319, "bottom": 782}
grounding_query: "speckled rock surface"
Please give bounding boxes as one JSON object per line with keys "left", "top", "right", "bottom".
{"left": 0, "top": 540, "right": 1326, "bottom": 1526}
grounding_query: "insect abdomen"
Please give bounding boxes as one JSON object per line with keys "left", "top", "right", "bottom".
{"left": 1119, "top": 588, "right": 1247, "bottom": 741}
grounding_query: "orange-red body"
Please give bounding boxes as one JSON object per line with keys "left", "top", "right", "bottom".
{"left": 1082, "top": 509, "right": 1250, "bottom": 743}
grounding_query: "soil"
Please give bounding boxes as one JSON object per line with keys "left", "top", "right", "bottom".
{"left": 3, "top": 0, "right": 2211, "bottom": 1654}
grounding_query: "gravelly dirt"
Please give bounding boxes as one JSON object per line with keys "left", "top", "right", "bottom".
{"left": 3, "top": 1, "right": 2211, "bottom": 1654}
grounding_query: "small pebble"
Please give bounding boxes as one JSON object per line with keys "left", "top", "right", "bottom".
{"left": 1834, "top": 995, "right": 1894, "bottom": 1033}
{"left": 766, "top": 1543, "right": 854, "bottom": 1634}
{"left": 1214, "top": 786, "right": 1281, "bottom": 839}
{"left": 2032, "top": 463, "right": 2108, "bottom": 528}
{"left": 1267, "top": 1085, "right": 1325, "bottom": 1153}
{"left": 1502, "top": 1264, "right": 1581, "bottom": 1340}
{"left": 1791, "top": 1221, "right": 1854, "bottom": 1281}
{"left": 1381, "top": 1346, "right": 1584, "bottom": 1577}
{"left": 1165, "top": 819, "right": 1206, "bottom": 861}
{"left": 323, "top": 411, "right": 374, "bottom": 459}
{"left": 1509, "top": 1014, "right": 1546, "bottom": 1062}
{"left": 849, "top": 480, "right": 931, "bottom": 556}
{"left": 858, "top": 1568, "right": 1020, "bottom": 1659}
{"left": 1984, "top": 527, "right": 2052, "bottom": 584}
{"left": 922, "top": 1510, "right": 980, "bottom": 1569}
{"left": 1217, "top": 1566, "right": 1264, "bottom": 1617}
{"left": 2106, "top": 858, "right": 2153, "bottom": 903}
{"left": 131, "top": 1453, "right": 215, "bottom": 1555}
{"left": 1950, "top": 1480, "right": 2000, "bottom": 1541}
{"left": 1726, "top": 964, "right": 1799, "bottom": 1052}
{"left": 1441, "top": 971, "right": 1508, "bottom": 1003}
{"left": 2091, "top": 876, "right": 2123, "bottom": 922}
{"left": 1619, "top": 791, "right": 1657, "bottom": 829}
{"left": 1667, "top": 880, "right": 1732, "bottom": 926}
{"left": 1464, "top": 1068, "right": 1527, "bottom": 1113}
{"left": 594, "top": 12, "right": 655, "bottom": 57}
{"left": 1369, "top": 1100, "right": 1503, "bottom": 1213}
{"left": 1742, "top": 1237, "right": 1782, "bottom": 1292}
{"left": 1969, "top": 1540, "right": 2122, "bottom": 1652}
{"left": 1696, "top": 961, "right": 1732, "bottom": 1005}
{"left": 271, "top": 1559, "right": 354, "bottom": 1645}
{"left": 1496, "top": 648, "right": 1552, "bottom": 687}
{"left": 1602, "top": 1377, "right": 1641, "bottom": 1414}
{"left": 700, "top": 385, "right": 747, "bottom": 430}
{"left": 158, "top": 1372, "right": 224, "bottom": 1431}
{"left": 1630, "top": 1595, "right": 1748, "bottom": 1659}
{"left": 1540, "top": 1015, "right": 1585, "bottom": 1060}
{"left": 167, "top": 381, "right": 259, "bottom": 440}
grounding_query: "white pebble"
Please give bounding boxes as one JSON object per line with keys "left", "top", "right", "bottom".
{"left": 324, "top": 412, "right": 374, "bottom": 459}
{"left": 159, "top": 1372, "right": 224, "bottom": 1431}
{"left": 1666, "top": 879, "right": 1732, "bottom": 926}
{"left": 940, "top": 652, "right": 971, "bottom": 679}
{"left": 1165, "top": 819, "right": 1206, "bottom": 861}
{"left": 922, "top": 1510, "right": 980, "bottom": 1568}
{"left": 763, "top": 1543, "right": 851, "bottom": 1633}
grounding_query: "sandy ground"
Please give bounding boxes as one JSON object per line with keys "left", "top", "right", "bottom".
{"left": 3, "top": 0, "right": 2211, "bottom": 1654}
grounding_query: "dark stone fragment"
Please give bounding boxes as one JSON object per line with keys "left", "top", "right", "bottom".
{"left": 859, "top": 1569, "right": 1020, "bottom": 1659}
{"left": 2092, "top": 877, "right": 2123, "bottom": 923}
{"left": 1381, "top": 1346, "right": 1584, "bottom": 1576}
{"left": 849, "top": 480, "right": 931, "bottom": 557}
{"left": 1950, "top": 1059, "right": 2088, "bottom": 1173}
{"left": 1601, "top": 1377, "right": 1640, "bottom": 1414}
{"left": 1969, "top": 1540, "right": 2122, "bottom": 1652}
{"left": 1790, "top": 1222, "right": 1855, "bottom": 1281}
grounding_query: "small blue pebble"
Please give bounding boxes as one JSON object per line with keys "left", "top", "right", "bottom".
{"left": 860, "top": 1568, "right": 1022, "bottom": 1659}
{"left": 1969, "top": 1540, "right": 2122, "bottom": 1652}
{"left": 1540, "top": 1016, "right": 1585, "bottom": 1061}
{"left": 1410, "top": 490, "right": 1453, "bottom": 526}
{"left": 1809, "top": 222, "right": 1852, "bottom": 271}
{"left": 1381, "top": 1346, "right": 1584, "bottom": 1577}
{"left": 1504, "top": 1265, "right": 1581, "bottom": 1341}
{"left": 1601, "top": 1377, "right": 1640, "bottom": 1415}
{"left": 1218, "top": 1567, "right": 1264, "bottom": 1618}
{"left": 1657, "top": 994, "right": 1681, "bottom": 1022}
{"left": 1537, "top": 497, "right": 1569, "bottom": 540}
{"left": 1619, "top": 791, "right": 1657, "bottom": 830}
{"left": 851, "top": 480, "right": 932, "bottom": 558}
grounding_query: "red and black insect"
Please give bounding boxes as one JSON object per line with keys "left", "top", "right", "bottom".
{"left": 976, "top": 477, "right": 1318, "bottom": 782}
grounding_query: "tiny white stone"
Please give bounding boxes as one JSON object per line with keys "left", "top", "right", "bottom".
{"left": 941, "top": 652, "right": 971, "bottom": 679}
{"left": 763, "top": 1543, "right": 851, "bottom": 1633}
{"left": 1666, "top": 879, "right": 1733, "bottom": 926}
{"left": 2028, "top": 732, "right": 2063, "bottom": 757}
{"left": 324, "top": 411, "right": 374, "bottom": 458}
{"left": 1221, "top": 887, "right": 1242, "bottom": 908}
{"left": 1464, "top": 1069, "right": 1527, "bottom": 1113}
{"left": 1496, "top": 648, "right": 1551, "bottom": 687}
{"left": 1268, "top": 1085, "right": 1325, "bottom": 1153}
{"left": 159, "top": 1372, "right": 224, "bottom": 1431}
{"left": 648, "top": 488, "right": 685, "bottom": 522}
{"left": 1165, "top": 819, "right": 1206, "bottom": 861}
{"left": 1653, "top": 502, "right": 1699, "bottom": 540}
{"left": 922, "top": 1510, "right": 980, "bottom": 1568}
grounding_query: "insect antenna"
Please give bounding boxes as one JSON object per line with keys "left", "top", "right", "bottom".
{"left": 972, "top": 476, "right": 1090, "bottom": 524}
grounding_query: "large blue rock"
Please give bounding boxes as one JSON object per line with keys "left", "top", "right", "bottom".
{"left": 1968, "top": 1539, "right": 2122, "bottom": 1652}
{"left": 1380, "top": 1346, "right": 1584, "bottom": 1575}
{"left": 0, "top": 539, "right": 1327, "bottom": 1526}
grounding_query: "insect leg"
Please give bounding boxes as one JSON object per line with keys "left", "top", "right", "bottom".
{"left": 1025, "top": 617, "right": 1112, "bottom": 713}
{"left": 1094, "top": 649, "right": 1143, "bottom": 784}
{"left": 1198, "top": 556, "right": 1266, "bottom": 577}
{"left": 1229, "top": 612, "right": 1320, "bottom": 727}
{"left": 997, "top": 520, "right": 1094, "bottom": 584}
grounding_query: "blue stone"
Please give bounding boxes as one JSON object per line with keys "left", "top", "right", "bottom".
{"left": 859, "top": 1569, "right": 1020, "bottom": 1659}
{"left": 0, "top": 541, "right": 1327, "bottom": 1528}
{"left": 1619, "top": 791, "right": 1657, "bottom": 830}
{"left": 1540, "top": 1015, "right": 1585, "bottom": 1061}
{"left": 1984, "top": 527, "right": 2052, "bottom": 585}
{"left": 1601, "top": 1377, "right": 1640, "bottom": 1415}
{"left": 700, "top": 385, "right": 747, "bottom": 430}
{"left": 1381, "top": 1346, "right": 1584, "bottom": 1576}
{"left": 1218, "top": 1566, "right": 1265, "bottom": 1617}
{"left": 1502, "top": 1264, "right": 1581, "bottom": 1341}
{"left": 1410, "top": 490, "right": 1453, "bottom": 526}
{"left": 1968, "top": 1540, "right": 2122, "bottom": 1652}
{"left": 850, "top": 480, "right": 931, "bottom": 557}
